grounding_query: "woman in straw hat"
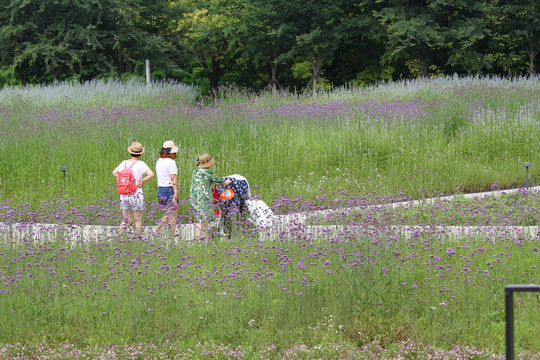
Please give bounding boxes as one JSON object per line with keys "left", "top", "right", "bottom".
{"left": 112, "top": 141, "right": 154, "bottom": 234}
{"left": 156, "top": 140, "right": 179, "bottom": 235}
{"left": 189, "top": 153, "right": 230, "bottom": 240}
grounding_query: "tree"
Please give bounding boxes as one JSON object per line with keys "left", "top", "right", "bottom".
{"left": 375, "top": 0, "right": 503, "bottom": 77}
{"left": 375, "top": 0, "right": 446, "bottom": 77}
{"left": 240, "top": 0, "right": 295, "bottom": 91}
{"left": 0, "top": 0, "right": 94, "bottom": 83}
{"left": 0, "top": 0, "right": 169, "bottom": 84}
{"left": 431, "top": 0, "right": 499, "bottom": 74}
{"left": 498, "top": 0, "right": 540, "bottom": 75}
{"left": 135, "top": 0, "right": 179, "bottom": 77}
{"left": 1, "top": 0, "right": 538, "bottom": 87}
{"left": 331, "top": 0, "right": 390, "bottom": 85}
{"left": 170, "top": 0, "right": 246, "bottom": 94}
{"left": 257, "top": 0, "right": 365, "bottom": 94}
{"left": 75, "top": 0, "right": 170, "bottom": 80}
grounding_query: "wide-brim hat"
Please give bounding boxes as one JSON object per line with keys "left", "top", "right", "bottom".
{"left": 197, "top": 153, "right": 215, "bottom": 168}
{"left": 162, "top": 140, "right": 178, "bottom": 154}
{"left": 127, "top": 141, "right": 145, "bottom": 155}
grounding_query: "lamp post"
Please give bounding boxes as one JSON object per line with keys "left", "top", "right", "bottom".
{"left": 523, "top": 162, "right": 532, "bottom": 189}
{"left": 146, "top": 60, "right": 151, "bottom": 86}
{"left": 60, "top": 166, "right": 68, "bottom": 183}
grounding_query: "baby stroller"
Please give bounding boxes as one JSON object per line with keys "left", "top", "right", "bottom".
{"left": 216, "top": 174, "right": 251, "bottom": 238}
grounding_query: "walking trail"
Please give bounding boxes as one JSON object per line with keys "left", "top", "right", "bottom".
{"left": 2, "top": 186, "right": 539, "bottom": 244}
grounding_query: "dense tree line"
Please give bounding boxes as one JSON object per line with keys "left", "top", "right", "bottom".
{"left": 0, "top": 0, "right": 538, "bottom": 94}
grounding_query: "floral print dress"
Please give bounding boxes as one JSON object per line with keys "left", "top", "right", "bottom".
{"left": 189, "top": 168, "right": 226, "bottom": 221}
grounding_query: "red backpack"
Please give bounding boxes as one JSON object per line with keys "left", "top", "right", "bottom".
{"left": 116, "top": 160, "right": 138, "bottom": 195}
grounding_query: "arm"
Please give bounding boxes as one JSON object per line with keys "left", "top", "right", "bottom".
{"left": 113, "top": 162, "right": 121, "bottom": 177}
{"left": 209, "top": 173, "right": 230, "bottom": 186}
{"left": 170, "top": 174, "right": 178, "bottom": 200}
{"left": 138, "top": 168, "right": 155, "bottom": 188}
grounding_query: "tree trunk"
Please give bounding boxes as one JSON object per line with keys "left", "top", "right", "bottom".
{"left": 527, "top": 40, "right": 538, "bottom": 76}
{"left": 16, "top": 67, "right": 28, "bottom": 87}
{"left": 207, "top": 59, "right": 224, "bottom": 96}
{"left": 267, "top": 62, "right": 280, "bottom": 91}
{"left": 116, "top": 58, "right": 124, "bottom": 80}
{"left": 209, "top": 71, "right": 220, "bottom": 94}
{"left": 51, "top": 62, "right": 65, "bottom": 83}
{"left": 413, "top": 51, "right": 429, "bottom": 77}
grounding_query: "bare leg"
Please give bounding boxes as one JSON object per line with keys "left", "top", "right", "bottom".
{"left": 201, "top": 223, "right": 209, "bottom": 241}
{"left": 168, "top": 209, "right": 178, "bottom": 235}
{"left": 133, "top": 210, "right": 143, "bottom": 234}
{"left": 157, "top": 215, "right": 168, "bottom": 232}
{"left": 157, "top": 208, "right": 177, "bottom": 236}
{"left": 195, "top": 223, "right": 202, "bottom": 239}
{"left": 120, "top": 210, "right": 133, "bottom": 234}
{"left": 195, "top": 222, "right": 209, "bottom": 240}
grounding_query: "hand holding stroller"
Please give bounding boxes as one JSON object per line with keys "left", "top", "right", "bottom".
{"left": 216, "top": 174, "right": 251, "bottom": 237}
{"left": 216, "top": 174, "right": 276, "bottom": 237}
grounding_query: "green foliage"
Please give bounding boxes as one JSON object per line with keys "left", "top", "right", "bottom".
{"left": 191, "top": 67, "right": 212, "bottom": 94}
{"left": 354, "top": 66, "right": 394, "bottom": 86}
{"left": 172, "top": 0, "right": 248, "bottom": 92}
{"left": 0, "top": 0, "right": 171, "bottom": 85}
{"left": 406, "top": 59, "right": 445, "bottom": 78}
{"left": 0, "top": 0, "right": 539, "bottom": 92}
{"left": 497, "top": 0, "right": 540, "bottom": 75}
{"left": 0, "top": 66, "right": 17, "bottom": 88}
{"left": 291, "top": 61, "right": 311, "bottom": 80}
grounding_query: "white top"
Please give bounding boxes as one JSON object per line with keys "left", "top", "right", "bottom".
{"left": 114, "top": 160, "right": 150, "bottom": 194}
{"left": 156, "top": 158, "right": 178, "bottom": 187}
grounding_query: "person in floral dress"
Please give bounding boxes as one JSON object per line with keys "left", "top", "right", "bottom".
{"left": 190, "top": 153, "right": 230, "bottom": 240}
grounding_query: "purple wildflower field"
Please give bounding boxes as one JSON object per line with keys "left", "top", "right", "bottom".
{"left": 1, "top": 77, "right": 540, "bottom": 359}
{"left": 2, "top": 339, "right": 539, "bottom": 359}
{"left": 1, "top": 189, "right": 540, "bottom": 358}
{"left": 2, "top": 76, "right": 539, "bottom": 209}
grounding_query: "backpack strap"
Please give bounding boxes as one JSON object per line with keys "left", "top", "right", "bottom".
{"left": 125, "top": 159, "right": 138, "bottom": 169}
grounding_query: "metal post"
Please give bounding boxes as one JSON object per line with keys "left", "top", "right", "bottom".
{"left": 505, "top": 284, "right": 540, "bottom": 360}
{"left": 146, "top": 60, "right": 151, "bottom": 86}
{"left": 523, "top": 162, "right": 532, "bottom": 189}
{"left": 505, "top": 288, "right": 514, "bottom": 360}
{"left": 60, "top": 166, "right": 67, "bottom": 183}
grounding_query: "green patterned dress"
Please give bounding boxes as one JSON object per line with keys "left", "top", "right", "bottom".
{"left": 189, "top": 168, "right": 226, "bottom": 221}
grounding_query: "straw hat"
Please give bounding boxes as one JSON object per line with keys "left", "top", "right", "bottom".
{"left": 162, "top": 140, "right": 178, "bottom": 154}
{"left": 127, "top": 141, "right": 145, "bottom": 155}
{"left": 197, "top": 153, "right": 215, "bottom": 168}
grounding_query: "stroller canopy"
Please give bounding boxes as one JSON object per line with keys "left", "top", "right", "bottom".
{"left": 216, "top": 174, "right": 250, "bottom": 206}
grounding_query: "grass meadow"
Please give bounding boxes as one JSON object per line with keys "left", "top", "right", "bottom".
{"left": 1, "top": 76, "right": 540, "bottom": 358}
{"left": 1, "top": 76, "right": 540, "bottom": 216}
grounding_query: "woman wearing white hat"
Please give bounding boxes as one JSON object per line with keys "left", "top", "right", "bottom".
{"left": 156, "top": 140, "right": 179, "bottom": 235}
{"left": 112, "top": 141, "right": 154, "bottom": 234}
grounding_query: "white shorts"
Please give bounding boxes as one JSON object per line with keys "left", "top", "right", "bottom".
{"left": 119, "top": 192, "right": 145, "bottom": 211}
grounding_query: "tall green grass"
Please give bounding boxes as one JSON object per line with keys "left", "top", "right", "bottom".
{"left": 1, "top": 76, "right": 539, "bottom": 214}
{"left": 2, "top": 76, "right": 540, "bottom": 358}
{"left": 0, "top": 78, "right": 200, "bottom": 108}
{"left": 0, "top": 230, "right": 539, "bottom": 355}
